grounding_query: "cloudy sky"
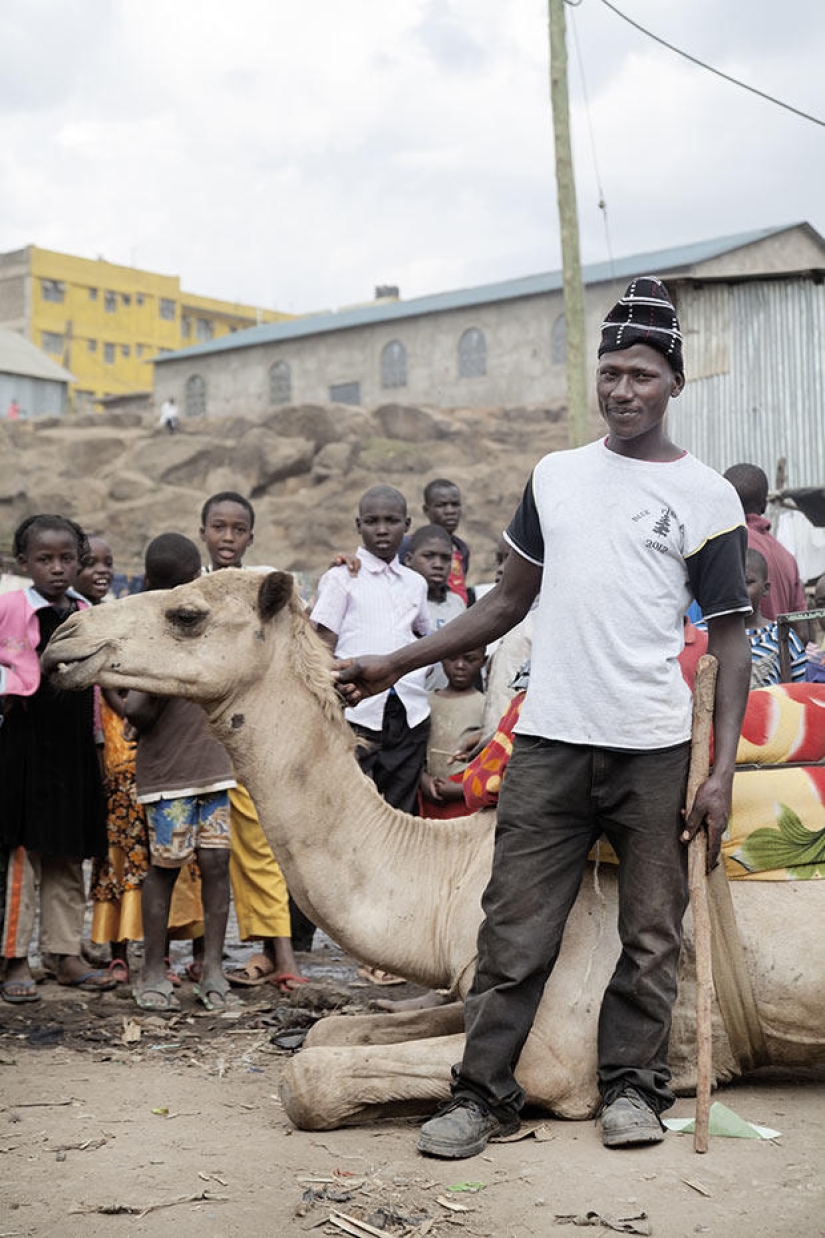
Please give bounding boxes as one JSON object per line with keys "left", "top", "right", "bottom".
{"left": 2, "top": 0, "right": 823, "bottom": 314}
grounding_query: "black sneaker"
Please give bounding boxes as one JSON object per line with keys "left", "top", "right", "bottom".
{"left": 417, "top": 1098, "right": 520, "bottom": 1159}
{"left": 601, "top": 1089, "right": 665, "bottom": 1148}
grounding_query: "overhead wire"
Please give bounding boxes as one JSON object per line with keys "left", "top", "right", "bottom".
{"left": 567, "top": 1, "right": 614, "bottom": 273}
{"left": 596, "top": 0, "right": 825, "bottom": 128}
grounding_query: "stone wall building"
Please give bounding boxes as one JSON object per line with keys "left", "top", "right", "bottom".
{"left": 152, "top": 223, "right": 825, "bottom": 420}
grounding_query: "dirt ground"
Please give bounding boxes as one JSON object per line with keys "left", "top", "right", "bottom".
{"left": 1, "top": 941, "right": 823, "bottom": 1238}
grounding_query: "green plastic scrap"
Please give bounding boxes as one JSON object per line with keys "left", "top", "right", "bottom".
{"left": 446, "top": 1181, "right": 487, "bottom": 1193}
{"left": 663, "top": 1101, "right": 780, "bottom": 1140}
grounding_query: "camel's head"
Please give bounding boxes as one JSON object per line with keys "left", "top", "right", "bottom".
{"left": 44, "top": 569, "right": 306, "bottom": 705}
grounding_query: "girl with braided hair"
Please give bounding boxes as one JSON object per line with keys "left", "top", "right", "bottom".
{"left": 0, "top": 514, "right": 114, "bottom": 1002}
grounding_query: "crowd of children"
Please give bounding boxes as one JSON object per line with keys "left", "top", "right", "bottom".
{"left": 2, "top": 470, "right": 823, "bottom": 1008}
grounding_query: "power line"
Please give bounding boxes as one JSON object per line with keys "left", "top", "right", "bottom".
{"left": 568, "top": 2, "right": 614, "bottom": 272}
{"left": 596, "top": 0, "right": 825, "bottom": 128}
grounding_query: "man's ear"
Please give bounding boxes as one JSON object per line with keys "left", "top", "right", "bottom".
{"left": 671, "top": 371, "right": 686, "bottom": 399}
{"left": 248, "top": 530, "right": 255, "bottom": 547}
{"left": 404, "top": 515, "right": 411, "bottom": 531}
{"left": 258, "top": 571, "right": 294, "bottom": 622}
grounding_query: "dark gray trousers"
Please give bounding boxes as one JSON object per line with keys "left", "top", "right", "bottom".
{"left": 453, "top": 735, "right": 690, "bottom": 1119}
{"left": 353, "top": 691, "right": 430, "bottom": 815}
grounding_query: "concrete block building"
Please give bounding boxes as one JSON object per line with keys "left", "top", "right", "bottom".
{"left": 151, "top": 223, "right": 825, "bottom": 428}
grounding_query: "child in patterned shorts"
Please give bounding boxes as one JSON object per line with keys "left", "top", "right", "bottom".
{"left": 126, "top": 533, "right": 236, "bottom": 1013}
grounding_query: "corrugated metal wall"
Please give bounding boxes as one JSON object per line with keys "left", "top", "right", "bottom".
{"left": 667, "top": 278, "right": 825, "bottom": 487}
{"left": 0, "top": 372, "right": 67, "bottom": 418}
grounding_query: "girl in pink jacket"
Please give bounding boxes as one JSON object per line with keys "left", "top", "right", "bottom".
{"left": 0, "top": 514, "right": 113, "bottom": 1002}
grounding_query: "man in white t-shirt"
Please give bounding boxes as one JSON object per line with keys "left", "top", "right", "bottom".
{"left": 334, "top": 278, "right": 752, "bottom": 1158}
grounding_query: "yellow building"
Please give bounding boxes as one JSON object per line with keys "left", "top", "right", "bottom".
{"left": 0, "top": 245, "right": 289, "bottom": 412}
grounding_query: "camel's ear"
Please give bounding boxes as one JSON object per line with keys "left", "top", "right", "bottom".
{"left": 258, "top": 571, "right": 294, "bottom": 622}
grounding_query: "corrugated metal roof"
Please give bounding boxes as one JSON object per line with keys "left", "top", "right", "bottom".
{"left": 0, "top": 327, "right": 74, "bottom": 383}
{"left": 154, "top": 224, "right": 803, "bottom": 365}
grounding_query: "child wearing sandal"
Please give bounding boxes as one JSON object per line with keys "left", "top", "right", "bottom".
{"left": 0, "top": 514, "right": 115, "bottom": 1003}
{"left": 199, "top": 490, "right": 308, "bottom": 995}
{"left": 75, "top": 537, "right": 205, "bottom": 988}
{"left": 126, "top": 533, "right": 235, "bottom": 1013}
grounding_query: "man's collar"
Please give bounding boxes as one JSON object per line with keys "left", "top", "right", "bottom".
{"left": 746, "top": 512, "right": 771, "bottom": 533}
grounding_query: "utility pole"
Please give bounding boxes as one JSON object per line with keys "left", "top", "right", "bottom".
{"left": 548, "top": 0, "right": 589, "bottom": 447}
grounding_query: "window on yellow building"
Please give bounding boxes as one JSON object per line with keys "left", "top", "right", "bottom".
{"left": 41, "top": 279, "right": 65, "bottom": 303}
{"left": 88, "top": 339, "right": 97, "bottom": 352}
{"left": 122, "top": 293, "right": 131, "bottom": 307}
{"left": 104, "top": 343, "right": 115, "bottom": 364}
{"left": 88, "top": 287, "right": 98, "bottom": 301}
{"left": 136, "top": 344, "right": 144, "bottom": 358}
{"left": 159, "top": 298, "right": 176, "bottom": 321}
{"left": 185, "top": 374, "right": 206, "bottom": 417}
{"left": 182, "top": 318, "right": 191, "bottom": 338}
{"left": 121, "top": 345, "right": 130, "bottom": 358}
{"left": 136, "top": 293, "right": 145, "bottom": 307}
{"left": 195, "top": 318, "right": 214, "bottom": 342}
{"left": 42, "top": 331, "right": 64, "bottom": 354}
{"left": 269, "top": 360, "right": 292, "bottom": 404}
{"left": 104, "top": 291, "right": 117, "bottom": 313}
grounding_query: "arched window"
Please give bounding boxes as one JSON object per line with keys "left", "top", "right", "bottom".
{"left": 269, "top": 360, "right": 292, "bottom": 404}
{"left": 380, "top": 340, "right": 407, "bottom": 389}
{"left": 552, "top": 312, "right": 567, "bottom": 365}
{"left": 185, "top": 373, "right": 206, "bottom": 418}
{"left": 458, "top": 327, "right": 486, "bottom": 378}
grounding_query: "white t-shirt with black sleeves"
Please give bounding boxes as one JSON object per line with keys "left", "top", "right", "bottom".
{"left": 505, "top": 438, "right": 749, "bottom": 750}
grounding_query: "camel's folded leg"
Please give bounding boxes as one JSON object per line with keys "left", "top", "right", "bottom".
{"left": 281, "top": 1033, "right": 464, "bottom": 1131}
{"left": 304, "top": 1001, "right": 464, "bottom": 1049}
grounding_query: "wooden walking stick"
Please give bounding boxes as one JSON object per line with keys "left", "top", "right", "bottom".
{"left": 685, "top": 653, "right": 718, "bottom": 1154}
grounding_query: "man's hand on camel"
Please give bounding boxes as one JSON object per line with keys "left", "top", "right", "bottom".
{"left": 332, "top": 655, "right": 398, "bottom": 704}
{"left": 680, "top": 771, "right": 732, "bottom": 872}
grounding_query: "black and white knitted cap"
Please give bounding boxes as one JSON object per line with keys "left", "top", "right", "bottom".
{"left": 598, "top": 277, "right": 684, "bottom": 376}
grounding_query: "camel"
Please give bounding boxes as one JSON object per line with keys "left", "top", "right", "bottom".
{"left": 44, "top": 569, "right": 825, "bottom": 1131}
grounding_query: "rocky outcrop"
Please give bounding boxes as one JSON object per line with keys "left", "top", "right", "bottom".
{"left": 1, "top": 401, "right": 578, "bottom": 582}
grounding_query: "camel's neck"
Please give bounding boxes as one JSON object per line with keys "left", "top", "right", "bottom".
{"left": 206, "top": 658, "right": 487, "bottom": 988}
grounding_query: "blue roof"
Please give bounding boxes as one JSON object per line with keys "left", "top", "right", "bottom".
{"left": 154, "top": 224, "right": 805, "bottom": 365}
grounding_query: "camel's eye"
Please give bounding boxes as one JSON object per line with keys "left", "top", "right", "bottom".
{"left": 167, "top": 606, "right": 207, "bottom": 636}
